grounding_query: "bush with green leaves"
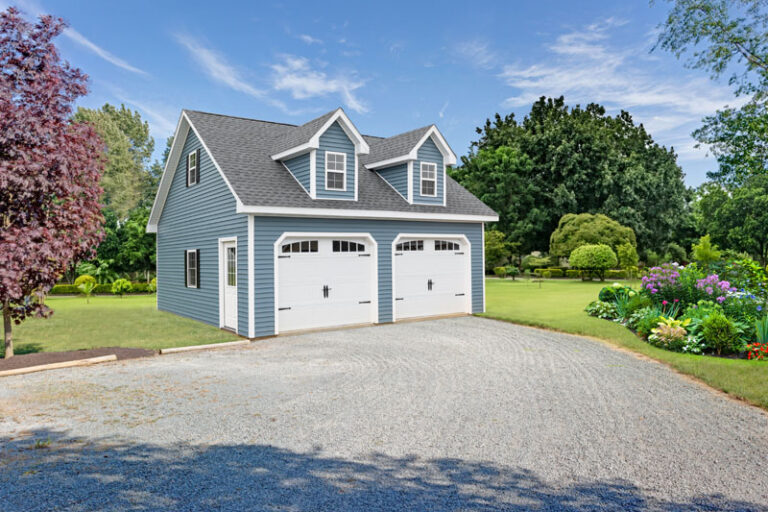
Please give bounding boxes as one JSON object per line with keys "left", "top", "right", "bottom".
{"left": 148, "top": 277, "right": 158, "bottom": 293}
{"left": 565, "top": 269, "right": 581, "bottom": 279}
{"left": 521, "top": 254, "right": 551, "bottom": 271}
{"left": 617, "top": 243, "right": 639, "bottom": 271}
{"left": 585, "top": 300, "right": 618, "bottom": 320}
{"left": 691, "top": 235, "right": 722, "bottom": 267}
{"left": 701, "top": 311, "right": 742, "bottom": 355}
{"left": 74, "top": 275, "right": 96, "bottom": 287}
{"left": 569, "top": 244, "right": 617, "bottom": 281}
{"left": 549, "top": 213, "right": 636, "bottom": 259}
{"left": 77, "top": 280, "right": 97, "bottom": 303}
{"left": 493, "top": 267, "right": 507, "bottom": 278}
{"left": 111, "top": 278, "right": 132, "bottom": 297}
{"left": 664, "top": 243, "right": 687, "bottom": 264}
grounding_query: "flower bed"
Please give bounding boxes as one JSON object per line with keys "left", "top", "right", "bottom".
{"left": 586, "top": 259, "right": 768, "bottom": 357}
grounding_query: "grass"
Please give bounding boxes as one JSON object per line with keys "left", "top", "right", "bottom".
{"left": 483, "top": 278, "right": 768, "bottom": 410}
{"left": 2, "top": 295, "right": 239, "bottom": 357}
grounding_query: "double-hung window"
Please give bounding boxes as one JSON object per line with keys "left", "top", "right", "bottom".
{"left": 185, "top": 249, "right": 199, "bottom": 288}
{"left": 420, "top": 162, "right": 437, "bottom": 196}
{"left": 187, "top": 150, "right": 199, "bottom": 186}
{"left": 325, "top": 151, "right": 346, "bottom": 191}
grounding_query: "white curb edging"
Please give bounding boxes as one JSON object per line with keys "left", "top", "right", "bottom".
{"left": 0, "top": 354, "right": 118, "bottom": 378}
{"left": 159, "top": 340, "right": 250, "bottom": 355}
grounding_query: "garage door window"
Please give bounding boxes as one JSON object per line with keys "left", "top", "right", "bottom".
{"left": 332, "top": 240, "right": 365, "bottom": 252}
{"left": 435, "top": 240, "right": 460, "bottom": 251}
{"left": 395, "top": 240, "right": 424, "bottom": 251}
{"left": 281, "top": 240, "right": 319, "bottom": 253}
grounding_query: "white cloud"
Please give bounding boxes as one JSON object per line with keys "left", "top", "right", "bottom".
{"left": 497, "top": 18, "right": 740, "bottom": 145}
{"left": 439, "top": 101, "right": 449, "bottom": 119}
{"left": 11, "top": 0, "right": 147, "bottom": 75}
{"left": 174, "top": 34, "right": 291, "bottom": 113}
{"left": 454, "top": 39, "right": 496, "bottom": 69}
{"left": 299, "top": 34, "right": 322, "bottom": 45}
{"left": 271, "top": 55, "right": 368, "bottom": 113}
{"left": 116, "top": 95, "right": 177, "bottom": 135}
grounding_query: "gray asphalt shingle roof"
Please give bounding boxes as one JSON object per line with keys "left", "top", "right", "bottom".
{"left": 184, "top": 109, "right": 496, "bottom": 217}
{"left": 363, "top": 125, "right": 432, "bottom": 165}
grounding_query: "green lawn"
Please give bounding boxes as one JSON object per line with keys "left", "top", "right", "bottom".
{"left": 3, "top": 295, "right": 239, "bottom": 357}
{"left": 483, "top": 278, "right": 768, "bottom": 409}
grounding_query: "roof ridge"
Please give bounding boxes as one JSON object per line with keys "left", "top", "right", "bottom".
{"left": 184, "top": 109, "right": 299, "bottom": 128}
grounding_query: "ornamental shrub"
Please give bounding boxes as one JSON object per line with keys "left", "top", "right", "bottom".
{"left": 664, "top": 243, "right": 687, "bottom": 264}
{"left": 521, "top": 254, "right": 551, "bottom": 271}
{"left": 617, "top": 243, "right": 639, "bottom": 271}
{"left": 569, "top": 244, "right": 617, "bottom": 281}
{"left": 565, "top": 269, "right": 581, "bottom": 279}
{"left": 111, "top": 278, "right": 132, "bottom": 297}
{"left": 701, "top": 311, "right": 741, "bottom": 355}
{"left": 691, "top": 235, "right": 722, "bottom": 267}
{"left": 74, "top": 275, "right": 96, "bottom": 287}
{"left": 649, "top": 322, "right": 688, "bottom": 352}
{"left": 148, "top": 278, "right": 158, "bottom": 293}
{"left": 50, "top": 284, "right": 79, "bottom": 295}
{"left": 550, "top": 213, "right": 636, "bottom": 259}
{"left": 493, "top": 266, "right": 507, "bottom": 278}
{"left": 585, "top": 300, "right": 618, "bottom": 320}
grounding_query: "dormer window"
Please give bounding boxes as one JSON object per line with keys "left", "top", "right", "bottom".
{"left": 420, "top": 162, "right": 436, "bottom": 196}
{"left": 325, "top": 151, "right": 346, "bottom": 191}
{"left": 187, "top": 150, "right": 199, "bottom": 187}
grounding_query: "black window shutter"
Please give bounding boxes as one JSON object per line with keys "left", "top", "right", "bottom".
{"left": 185, "top": 153, "right": 190, "bottom": 187}
{"left": 184, "top": 251, "right": 188, "bottom": 287}
{"left": 195, "top": 148, "right": 201, "bottom": 184}
{"left": 195, "top": 249, "right": 200, "bottom": 289}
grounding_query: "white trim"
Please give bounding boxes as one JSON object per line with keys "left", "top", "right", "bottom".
{"left": 364, "top": 125, "right": 457, "bottom": 170}
{"left": 481, "top": 223, "right": 486, "bottom": 313}
{"left": 390, "top": 233, "right": 472, "bottom": 322}
{"left": 280, "top": 161, "right": 311, "bottom": 196}
{"left": 270, "top": 108, "right": 370, "bottom": 161}
{"left": 309, "top": 149, "right": 317, "bottom": 198}
{"left": 273, "top": 232, "right": 379, "bottom": 335}
{"left": 247, "top": 216, "right": 255, "bottom": 338}
{"left": 218, "top": 236, "right": 238, "bottom": 331}
{"left": 236, "top": 204, "right": 498, "bottom": 222}
{"left": 146, "top": 111, "right": 244, "bottom": 233}
{"left": 185, "top": 249, "right": 199, "bottom": 289}
{"left": 442, "top": 164, "right": 447, "bottom": 207}
{"left": 187, "top": 152, "right": 198, "bottom": 186}
{"left": 354, "top": 154, "right": 359, "bottom": 201}
{"left": 419, "top": 162, "right": 437, "bottom": 197}
{"left": 407, "top": 161, "right": 414, "bottom": 203}
{"left": 324, "top": 151, "right": 347, "bottom": 191}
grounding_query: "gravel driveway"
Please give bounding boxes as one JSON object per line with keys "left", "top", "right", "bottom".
{"left": 1, "top": 316, "right": 767, "bottom": 511}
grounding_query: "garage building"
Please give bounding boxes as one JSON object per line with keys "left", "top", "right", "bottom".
{"left": 147, "top": 108, "right": 498, "bottom": 337}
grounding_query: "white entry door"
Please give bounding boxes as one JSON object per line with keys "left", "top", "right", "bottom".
{"left": 276, "top": 236, "right": 376, "bottom": 333}
{"left": 221, "top": 240, "right": 238, "bottom": 330}
{"left": 393, "top": 237, "right": 471, "bottom": 320}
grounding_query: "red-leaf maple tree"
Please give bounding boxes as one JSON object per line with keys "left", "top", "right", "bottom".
{"left": 0, "top": 8, "right": 104, "bottom": 358}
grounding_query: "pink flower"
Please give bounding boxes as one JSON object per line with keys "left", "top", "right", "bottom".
{"left": 662, "top": 300, "right": 668, "bottom": 306}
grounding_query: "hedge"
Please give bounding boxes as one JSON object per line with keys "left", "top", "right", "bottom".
{"left": 50, "top": 282, "right": 153, "bottom": 295}
{"left": 533, "top": 268, "right": 564, "bottom": 278}
{"left": 565, "top": 269, "right": 581, "bottom": 278}
{"left": 605, "top": 269, "right": 627, "bottom": 279}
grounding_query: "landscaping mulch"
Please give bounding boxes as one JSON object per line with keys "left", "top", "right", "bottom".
{"left": 0, "top": 347, "right": 155, "bottom": 372}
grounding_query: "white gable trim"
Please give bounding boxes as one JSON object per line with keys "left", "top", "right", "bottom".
{"left": 270, "top": 108, "right": 370, "bottom": 161}
{"left": 146, "top": 111, "right": 243, "bottom": 233}
{"left": 365, "top": 125, "right": 457, "bottom": 170}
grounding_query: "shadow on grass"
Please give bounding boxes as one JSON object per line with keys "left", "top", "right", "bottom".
{"left": 0, "top": 342, "right": 43, "bottom": 357}
{"left": 1, "top": 430, "right": 764, "bottom": 511}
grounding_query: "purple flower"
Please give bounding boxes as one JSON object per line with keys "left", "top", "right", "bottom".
{"left": 717, "top": 296, "right": 726, "bottom": 303}
{"left": 706, "top": 286, "right": 713, "bottom": 295}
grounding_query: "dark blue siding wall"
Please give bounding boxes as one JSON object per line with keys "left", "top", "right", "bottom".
{"left": 316, "top": 121, "right": 355, "bottom": 199}
{"left": 413, "top": 137, "right": 444, "bottom": 205}
{"left": 157, "top": 128, "right": 249, "bottom": 334}
{"left": 283, "top": 152, "right": 311, "bottom": 192}
{"left": 376, "top": 163, "right": 409, "bottom": 199}
{"left": 252, "top": 217, "right": 483, "bottom": 337}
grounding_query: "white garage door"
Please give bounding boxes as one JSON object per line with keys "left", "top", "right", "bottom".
{"left": 393, "top": 236, "right": 471, "bottom": 320}
{"left": 276, "top": 236, "right": 376, "bottom": 333}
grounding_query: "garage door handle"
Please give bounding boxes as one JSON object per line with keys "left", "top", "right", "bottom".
{"left": 279, "top": 307, "right": 291, "bottom": 311}
{"left": 395, "top": 297, "right": 404, "bottom": 301}
{"left": 323, "top": 285, "right": 331, "bottom": 298}
{"left": 455, "top": 252, "right": 464, "bottom": 255}
{"left": 359, "top": 300, "right": 371, "bottom": 304}
{"left": 358, "top": 254, "right": 371, "bottom": 257}
{"left": 278, "top": 255, "right": 290, "bottom": 259}
{"left": 394, "top": 252, "right": 403, "bottom": 256}
{"left": 455, "top": 293, "right": 465, "bottom": 297}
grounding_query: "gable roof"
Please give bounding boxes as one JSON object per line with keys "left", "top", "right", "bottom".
{"left": 270, "top": 108, "right": 369, "bottom": 161}
{"left": 271, "top": 110, "right": 336, "bottom": 155}
{"left": 364, "top": 126, "right": 431, "bottom": 165}
{"left": 147, "top": 110, "right": 497, "bottom": 232}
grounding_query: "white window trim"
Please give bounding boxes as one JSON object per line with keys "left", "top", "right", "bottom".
{"left": 325, "top": 151, "right": 347, "bottom": 191}
{"left": 186, "top": 249, "right": 198, "bottom": 289}
{"left": 187, "top": 152, "right": 198, "bottom": 186}
{"left": 420, "top": 162, "right": 437, "bottom": 197}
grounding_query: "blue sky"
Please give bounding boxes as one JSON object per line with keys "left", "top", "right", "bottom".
{"left": 5, "top": 0, "right": 743, "bottom": 185}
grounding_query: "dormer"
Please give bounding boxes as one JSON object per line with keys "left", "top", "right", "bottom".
{"left": 365, "top": 125, "right": 457, "bottom": 206}
{"left": 271, "top": 108, "right": 369, "bottom": 201}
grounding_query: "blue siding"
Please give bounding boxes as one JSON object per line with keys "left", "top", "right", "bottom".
{"left": 413, "top": 137, "right": 444, "bottom": 205}
{"left": 283, "top": 152, "right": 311, "bottom": 192}
{"left": 316, "top": 121, "right": 355, "bottom": 200}
{"left": 251, "top": 217, "right": 483, "bottom": 337}
{"left": 376, "top": 163, "right": 408, "bottom": 199}
{"left": 157, "top": 128, "right": 249, "bottom": 335}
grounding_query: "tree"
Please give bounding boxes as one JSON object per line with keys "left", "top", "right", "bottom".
{"left": 549, "top": 213, "right": 636, "bottom": 260}
{"left": 0, "top": 8, "right": 104, "bottom": 358}
{"left": 656, "top": 0, "right": 768, "bottom": 187}
{"left": 73, "top": 104, "right": 154, "bottom": 218}
{"left": 692, "top": 234, "right": 722, "bottom": 266}
{"left": 569, "top": 244, "right": 618, "bottom": 281}
{"left": 116, "top": 207, "right": 156, "bottom": 281}
{"left": 453, "top": 97, "right": 690, "bottom": 253}
{"left": 483, "top": 229, "right": 509, "bottom": 272}
{"left": 617, "top": 243, "right": 639, "bottom": 271}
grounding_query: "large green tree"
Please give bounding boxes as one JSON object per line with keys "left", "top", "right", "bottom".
{"left": 451, "top": 96, "right": 690, "bottom": 253}
{"left": 549, "top": 213, "right": 636, "bottom": 260}
{"left": 656, "top": 0, "right": 768, "bottom": 187}
{"left": 73, "top": 104, "right": 155, "bottom": 218}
